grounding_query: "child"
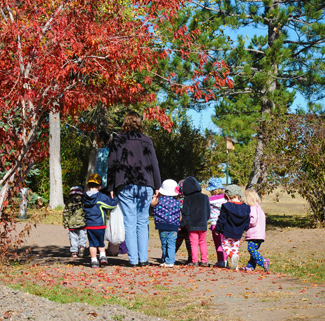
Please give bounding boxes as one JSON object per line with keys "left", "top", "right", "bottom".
{"left": 242, "top": 189, "right": 270, "bottom": 272}
{"left": 151, "top": 179, "right": 181, "bottom": 268}
{"left": 63, "top": 186, "right": 87, "bottom": 258}
{"left": 181, "top": 176, "right": 210, "bottom": 267}
{"left": 83, "top": 174, "right": 119, "bottom": 268}
{"left": 175, "top": 179, "right": 192, "bottom": 264}
{"left": 215, "top": 184, "right": 250, "bottom": 270}
{"left": 206, "top": 178, "right": 228, "bottom": 268}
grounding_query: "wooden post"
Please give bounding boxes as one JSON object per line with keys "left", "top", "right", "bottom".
{"left": 225, "top": 137, "right": 235, "bottom": 186}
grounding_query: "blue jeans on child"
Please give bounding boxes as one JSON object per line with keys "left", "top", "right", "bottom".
{"left": 159, "top": 230, "right": 177, "bottom": 264}
{"left": 69, "top": 229, "right": 87, "bottom": 253}
{"left": 118, "top": 185, "right": 153, "bottom": 265}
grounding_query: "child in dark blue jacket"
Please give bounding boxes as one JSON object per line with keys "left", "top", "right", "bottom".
{"left": 180, "top": 176, "right": 210, "bottom": 267}
{"left": 215, "top": 184, "right": 250, "bottom": 270}
{"left": 83, "top": 174, "right": 118, "bottom": 268}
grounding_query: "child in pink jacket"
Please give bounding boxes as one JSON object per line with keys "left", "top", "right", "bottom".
{"left": 242, "top": 189, "right": 270, "bottom": 272}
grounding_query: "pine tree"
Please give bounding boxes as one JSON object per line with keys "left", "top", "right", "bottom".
{"left": 157, "top": 0, "right": 325, "bottom": 191}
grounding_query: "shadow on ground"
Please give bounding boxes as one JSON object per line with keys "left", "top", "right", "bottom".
{"left": 266, "top": 213, "right": 312, "bottom": 228}
{"left": 12, "top": 245, "right": 135, "bottom": 267}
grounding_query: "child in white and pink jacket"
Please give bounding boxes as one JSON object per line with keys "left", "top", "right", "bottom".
{"left": 242, "top": 189, "right": 270, "bottom": 272}
{"left": 206, "top": 177, "right": 228, "bottom": 268}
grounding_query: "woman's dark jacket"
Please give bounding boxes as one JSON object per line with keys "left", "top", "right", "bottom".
{"left": 180, "top": 176, "right": 210, "bottom": 231}
{"left": 215, "top": 202, "right": 250, "bottom": 239}
{"left": 106, "top": 131, "right": 161, "bottom": 192}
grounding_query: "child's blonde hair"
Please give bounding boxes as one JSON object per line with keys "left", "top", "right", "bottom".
{"left": 210, "top": 188, "right": 225, "bottom": 196}
{"left": 244, "top": 189, "right": 261, "bottom": 206}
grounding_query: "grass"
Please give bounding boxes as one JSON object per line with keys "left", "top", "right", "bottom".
{"left": 27, "top": 207, "right": 63, "bottom": 225}
{"left": 2, "top": 273, "right": 213, "bottom": 320}
{"left": 266, "top": 214, "right": 312, "bottom": 229}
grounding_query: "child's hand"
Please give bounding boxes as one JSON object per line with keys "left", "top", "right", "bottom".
{"left": 150, "top": 195, "right": 159, "bottom": 207}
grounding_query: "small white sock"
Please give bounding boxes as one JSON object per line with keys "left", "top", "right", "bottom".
{"left": 99, "top": 252, "right": 106, "bottom": 258}
{"left": 91, "top": 257, "right": 98, "bottom": 263}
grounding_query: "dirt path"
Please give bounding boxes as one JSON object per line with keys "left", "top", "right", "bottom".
{"left": 2, "top": 223, "right": 325, "bottom": 321}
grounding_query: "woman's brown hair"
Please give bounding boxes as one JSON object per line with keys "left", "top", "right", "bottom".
{"left": 121, "top": 111, "right": 143, "bottom": 133}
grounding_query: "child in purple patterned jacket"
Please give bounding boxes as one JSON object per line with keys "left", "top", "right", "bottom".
{"left": 151, "top": 179, "right": 181, "bottom": 268}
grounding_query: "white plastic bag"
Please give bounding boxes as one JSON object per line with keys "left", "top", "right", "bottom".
{"left": 105, "top": 203, "right": 125, "bottom": 244}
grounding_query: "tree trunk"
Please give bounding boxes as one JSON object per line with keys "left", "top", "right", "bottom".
{"left": 247, "top": 2, "right": 279, "bottom": 191}
{"left": 246, "top": 121, "right": 267, "bottom": 190}
{"left": 85, "top": 143, "right": 98, "bottom": 191}
{"left": 49, "top": 111, "right": 64, "bottom": 209}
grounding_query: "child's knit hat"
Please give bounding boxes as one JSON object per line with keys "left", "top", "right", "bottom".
{"left": 159, "top": 179, "right": 179, "bottom": 196}
{"left": 206, "top": 177, "right": 225, "bottom": 191}
{"left": 225, "top": 184, "right": 244, "bottom": 198}
{"left": 69, "top": 186, "right": 83, "bottom": 195}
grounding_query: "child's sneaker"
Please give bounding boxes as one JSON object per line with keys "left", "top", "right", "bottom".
{"left": 100, "top": 256, "right": 108, "bottom": 267}
{"left": 78, "top": 246, "right": 85, "bottom": 258}
{"left": 71, "top": 252, "right": 78, "bottom": 258}
{"left": 263, "top": 259, "right": 270, "bottom": 272}
{"left": 214, "top": 261, "right": 227, "bottom": 268}
{"left": 230, "top": 254, "right": 239, "bottom": 270}
{"left": 91, "top": 260, "right": 100, "bottom": 269}
{"left": 164, "top": 263, "right": 174, "bottom": 268}
{"left": 240, "top": 266, "right": 254, "bottom": 271}
{"left": 188, "top": 262, "right": 199, "bottom": 267}
{"left": 200, "top": 262, "right": 209, "bottom": 267}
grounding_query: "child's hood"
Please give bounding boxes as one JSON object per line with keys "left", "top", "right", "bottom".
{"left": 183, "top": 176, "right": 201, "bottom": 196}
{"left": 223, "top": 202, "right": 250, "bottom": 223}
{"left": 83, "top": 191, "right": 100, "bottom": 208}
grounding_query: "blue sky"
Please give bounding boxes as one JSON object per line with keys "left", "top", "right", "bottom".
{"left": 186, "top": 23, "right": 325, "bottom": 130}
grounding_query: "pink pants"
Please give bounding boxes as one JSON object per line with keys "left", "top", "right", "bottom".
{"left": 188, "top": 231, "right": 208, "bottom": 263}
{"left": 211, "top": 225, "right": 227, "bottom": 262}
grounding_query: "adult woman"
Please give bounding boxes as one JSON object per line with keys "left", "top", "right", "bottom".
{"left": 106, "top": 111, "right": 161, "bottom": 266}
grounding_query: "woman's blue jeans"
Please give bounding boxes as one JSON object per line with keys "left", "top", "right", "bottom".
{"left": 118, "top": 185, "right": 153, "bottom": 265}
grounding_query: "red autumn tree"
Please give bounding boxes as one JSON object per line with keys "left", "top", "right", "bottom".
{"left": 0, "top": 0, "right": 232, "bottom": 215}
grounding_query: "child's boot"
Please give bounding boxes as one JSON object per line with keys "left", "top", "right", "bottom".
{"left": 263, "top": 259, "right": 270, "bottom": 272}
{"left": 230, "top": 254, "right": 239, "bottom": 270}
{"left": 78, "top": 246, "right": 85, "bottom": 258}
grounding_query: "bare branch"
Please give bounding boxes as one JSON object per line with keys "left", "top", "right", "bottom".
{"left": 0, "top": 8, "right": 7, "bottom": 21}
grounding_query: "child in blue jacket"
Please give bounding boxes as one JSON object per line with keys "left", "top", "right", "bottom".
{"left": 83, "top": 174, "right": 118, "bottom": 268}
{"left": 215, "top": 184, "right": 250, "bottom": 270}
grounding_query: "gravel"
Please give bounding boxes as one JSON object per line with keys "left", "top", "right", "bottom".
{"left": 0, "top": 285, "right": 166, "bottom": 321}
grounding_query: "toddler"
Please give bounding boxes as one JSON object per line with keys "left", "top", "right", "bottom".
{"left": 151, "top": 179, "right": 181, "bottom": 267}
{"left": 215, "top": 184, "right": 250, "bottom": 270}
{"left": 181, "top": 176, "right": 210, "bottom": 267}
{"left": 175, "top": 179, "right": 192, "bottom": 264}
{"left": 83, "top": 174, "right": 118, "bottom": 268}
{"left": 242, "top": 189, "right": 270, "bottom": 272}
{"left": 63, "top": 186, "right": 87, "bottom": 258}
{"left": 206, "top": 178, "right": 228, "bottom": 268}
